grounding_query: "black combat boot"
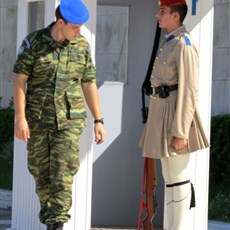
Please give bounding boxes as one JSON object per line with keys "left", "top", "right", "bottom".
{"left": 46, "top": 222, "right": 64, "bottom": 230}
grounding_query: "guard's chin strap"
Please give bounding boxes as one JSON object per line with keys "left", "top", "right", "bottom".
{"left": 166, "top": 180, "right": 196, "bottom": 209}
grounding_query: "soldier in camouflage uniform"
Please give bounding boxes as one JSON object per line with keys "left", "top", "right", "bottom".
{"left": 13, "top": 0, "right": 106, "bottom": 229}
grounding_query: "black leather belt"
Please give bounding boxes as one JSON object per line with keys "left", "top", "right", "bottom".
{"left": 151, "top": 84, "right": 178, "bottom": 98}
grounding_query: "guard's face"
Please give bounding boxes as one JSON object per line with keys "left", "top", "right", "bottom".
{"left": 62, "top": 22, "right": 82, "bottom": 40}
{"left": 155, "top": 6, "right": 177, "bottom": 32}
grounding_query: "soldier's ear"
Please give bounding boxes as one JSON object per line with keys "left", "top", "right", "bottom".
{"left": 172, "top": 11, "right": 180, "bottom": 21}
{"left": 57, "top": 18, "right": 66, "bottom": 26}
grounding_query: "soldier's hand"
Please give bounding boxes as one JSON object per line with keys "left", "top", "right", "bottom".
{"left": 94, "top": 123, "right": 106, "bottom": 145}
{"left": 171, "top": 136, "right": 187, "bottom": 151}
{"left": 14, "top": 117, "right": 30, "bottom": 143}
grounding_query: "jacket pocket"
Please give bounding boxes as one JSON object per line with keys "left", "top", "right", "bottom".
{"left": 65, "top": 91, "right": 87, "bottom": 119}
{"left": 68, "top": 53, "right": 86, "bottom": 77}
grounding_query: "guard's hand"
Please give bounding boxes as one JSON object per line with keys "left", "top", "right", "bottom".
{"left": 94, "top": 123, "right": 106, "bottom": 145}
{"left": 14, "top": 117, "right": 30, "bottom": 143}
{"left": 171, "top": 136, "right": 187, "bottom": 151}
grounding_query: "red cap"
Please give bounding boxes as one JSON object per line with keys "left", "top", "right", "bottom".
{"left": 159, "top": 0, "right": 187, "bottom": 6}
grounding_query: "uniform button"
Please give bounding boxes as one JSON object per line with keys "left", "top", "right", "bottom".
{"left": 160, "top": 48, "right": 163, "bottom": 51}
{"left": 156, "top": 57, "right": 159, "bottom": 59}
{"left": 153, "top": 66, "right": 156, "bottom": 69}
{"left": 163, "top": 61, "right": 166, "bottom": 64}
{"left": 151, "top": 76, "right": 153, "bottom": 78}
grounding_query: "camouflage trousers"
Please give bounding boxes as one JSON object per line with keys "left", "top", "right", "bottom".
{"left": 27, "top": 126, "right": 82, "bottom": 224}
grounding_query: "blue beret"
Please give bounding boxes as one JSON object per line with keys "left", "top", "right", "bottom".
{"left": 60, "top": 0, "right": 89, "bottom": 24}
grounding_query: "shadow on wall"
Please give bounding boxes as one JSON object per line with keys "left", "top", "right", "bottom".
{"left": 91, "top": 83, "right": 165, "bottom": 227}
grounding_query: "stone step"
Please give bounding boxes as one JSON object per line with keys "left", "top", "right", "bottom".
{"left": 0, "top": 190, "right": 12, "bottom": 209}
{"left": 208, "top": 220, "right": 230, "bottom": 230}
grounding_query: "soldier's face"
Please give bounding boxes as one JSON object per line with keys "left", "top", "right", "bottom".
{"left": 63, "top": 23, "right": 82, "bottom": 40}
{"left": 155, "top": 6, "right": 178, "bottom": 32}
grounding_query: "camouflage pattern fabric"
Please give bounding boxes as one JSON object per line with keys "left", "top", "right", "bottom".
{"left": 27, "top": 125, "right": 82, "bottom": 224}
{"left": 13, "top": 23, "right": 96, "bottom": 224}
{"left": 13, "top": 22, "right": 96, "bottom": 130}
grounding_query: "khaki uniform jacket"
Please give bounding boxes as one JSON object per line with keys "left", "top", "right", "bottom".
{"left": 140, "top": 25, "right": 209, "bottom": 158}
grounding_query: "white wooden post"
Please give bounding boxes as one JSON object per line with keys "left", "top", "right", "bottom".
{"left": 163, "top": 1, "right": 214, "bottom": 229}
{"left": 10, "top": 0, "right": 96, "bottom": 229}
{"left": 188, "top": 0, "right": 213, "bottom": 229}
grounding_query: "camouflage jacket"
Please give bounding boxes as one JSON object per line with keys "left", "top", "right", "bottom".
{"left": 13, "top": 23, "right": 96, "bottom": 130}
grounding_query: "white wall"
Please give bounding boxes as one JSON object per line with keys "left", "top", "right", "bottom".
{"left": 0, "top": 0, "right": 17, "bottom": 108}
{"left": 92, "top": 0, "right": 165, "bottom": 227}
{"left": 211, "top": 0, "right": 230, "bottom": 115}
{"left": 183, "top": 1, "right": 213, "bottom": 229}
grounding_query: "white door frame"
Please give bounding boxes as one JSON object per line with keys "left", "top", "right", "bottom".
{"left": 10, "top": 0, "right": 96, "bottom": 229}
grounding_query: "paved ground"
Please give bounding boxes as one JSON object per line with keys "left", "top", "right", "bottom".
{"left": 2, "top": 207, "right": 230, "bottom": 230}
{"left": 0, "top": 209, "right": 11, "bottom": 221}
{"left": 0, "top": 208, "right": 11, "bottom": 230}
{"left": 91, "top": 227, "right": 138, "bottom": 229}
{"left": 0, "top": 224, "right": 10, "bottom": 230}
{"left": 0, "top": 207, "right": 162, "bottom": 230}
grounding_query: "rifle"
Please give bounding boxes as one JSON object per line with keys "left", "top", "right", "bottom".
{"left": 141, "top": 23, "right": 161, "bottom": 123}
{"left": 138, "top": 23, "right": 161, "bottom": 230}
{"left": 138, "top": 157, "right": 157, "bottom": 230}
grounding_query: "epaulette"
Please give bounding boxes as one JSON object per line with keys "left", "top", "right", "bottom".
{"left": 23, "top": 37, "right": 31, "bottom": 49}
{"left": 183, "top": 35, "right": 191, "bottom": 46}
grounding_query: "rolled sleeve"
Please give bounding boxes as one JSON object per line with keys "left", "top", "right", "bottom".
{"left": 81, "top": 48, "right": 96, "bottom": 83}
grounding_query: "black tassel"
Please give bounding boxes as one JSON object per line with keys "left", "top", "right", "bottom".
{"left": 190, "top": 183, "right": 196, "bottom": 209}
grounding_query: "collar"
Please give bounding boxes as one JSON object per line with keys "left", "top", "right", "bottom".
{"left": 164, "top": 25, "right": 187, "bottom": 43}
{"left": 42, "top": 22, "right": 79, "bottom": 49}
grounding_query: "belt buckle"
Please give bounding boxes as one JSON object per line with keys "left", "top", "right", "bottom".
{"left": 150, "top": 86, "right": 157, "bottom": 99}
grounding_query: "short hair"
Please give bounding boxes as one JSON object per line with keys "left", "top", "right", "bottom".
{"left": 55, "top": 5, "right": 68, "bottom": 23}
{"left": 170, "top": 4, "right": 188, "bottom": 23}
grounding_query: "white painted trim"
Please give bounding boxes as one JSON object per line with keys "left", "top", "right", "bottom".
{"left": 191, "top": 1, "right": 214, "bottom": 229}
{"left": 44, "top": 0, "right": 58, "bottom": 26}
{"left": 16, "top": 0, "right": 29, "bottom": 50}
